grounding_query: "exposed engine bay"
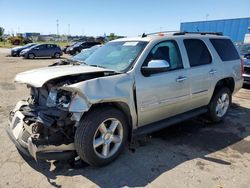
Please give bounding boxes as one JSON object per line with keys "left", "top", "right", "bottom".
{"left": 9, "top": 72, "right": 112, "bottom": 160}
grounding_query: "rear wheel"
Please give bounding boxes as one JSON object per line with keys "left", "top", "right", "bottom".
{"left": 207, "top": 87, "right": 232, "bottom": 122}
{"left": 27, "top": 53, "right": 35, "bottom": 59}
{"left": 54, "top": 52, "right": 61, "bottom": 59}
{"left": 74, "top": 107, "right": 128, "bottom": 166}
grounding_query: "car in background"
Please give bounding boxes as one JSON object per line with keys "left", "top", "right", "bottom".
{"left": 20, "top": 44, "right": 62, "bottom": 59}
{"left": 66, "top": 41, "right": 101, "bottom": 55}
{"left": 242, "top": 58, "right": 250, "bottom": 85}
{"left": 50, "top": 45, "right": 102, "bottom": 66}
{"left": 11, "top": 43, "right": 36, "bottom": 57}
{"left": 238, "top": 43, "right": 250, "bottom": 59}
{"left": 62, "top": 42, "right": 77, "bottom": 54}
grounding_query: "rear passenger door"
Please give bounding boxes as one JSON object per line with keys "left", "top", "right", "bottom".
{"left": 45, "top": 44, "right": 55, "bottom": 56}
{"left": 183, "top": 39, "right": 216, "bottom": 108}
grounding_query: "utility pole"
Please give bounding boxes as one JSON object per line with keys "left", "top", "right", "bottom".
{"left": 206, "top": 14, "right": 209, "bottom": 21}
{"left": 56, "top": 19, "right": 59, "bottom": 36}
{"left": 68, "top": 24, "right": 70, "bottom": 36}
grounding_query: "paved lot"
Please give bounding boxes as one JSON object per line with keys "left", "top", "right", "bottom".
{"left": 0, "top": 48, "right": 249, "bottom": 188}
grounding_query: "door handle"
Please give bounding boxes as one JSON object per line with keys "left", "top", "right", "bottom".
{"left": 176, "top": 76, "right": 187, "bottom": 82}
{"left": 209, "top": 69, "right": 217, "bottom": 74}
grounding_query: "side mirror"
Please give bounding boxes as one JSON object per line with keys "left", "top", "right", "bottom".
{"left": 141, "top": 59, "right": 170, "bottom": 76}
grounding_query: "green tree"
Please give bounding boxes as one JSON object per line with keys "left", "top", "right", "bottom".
{"left": 0, "top": 27, "right": 4, "bottom": 37}
{"left": 108, "top": 33, "right": 118, "bottom": 41}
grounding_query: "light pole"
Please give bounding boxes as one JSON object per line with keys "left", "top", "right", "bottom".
{"left": 56, "top": 19, "right": 59, "bottom": 36}
{"left": 206, "top": 14, "right": 209, "bottom": 21}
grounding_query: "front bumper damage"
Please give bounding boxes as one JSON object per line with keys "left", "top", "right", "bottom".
{"left": 6, "top": 101, "right": 76, "bottom": 160}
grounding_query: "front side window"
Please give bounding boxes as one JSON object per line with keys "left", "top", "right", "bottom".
{"left": 184, "top": 39, "right": 212, "bottom": 67}
{"left": 143, "top": 40, "right": 183, "bottom": 70}
{"left": 85, "top": 41, "right": 148, "bottom": 72}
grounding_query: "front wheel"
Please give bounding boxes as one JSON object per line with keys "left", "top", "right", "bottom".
{"left": 74, "top": 107, "right": 128, "bottom": 166}
{"left": 27, "top": 53, "right": 35, "bottom": 59}
{"left": 207, "top": 87, "right": 232, "bottom": 122}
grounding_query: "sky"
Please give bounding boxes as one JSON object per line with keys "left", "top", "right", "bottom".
{"left": 0, "top": 0, "right": 249, "bottom": 37}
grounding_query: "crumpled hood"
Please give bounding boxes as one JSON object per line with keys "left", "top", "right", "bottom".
{"left": 15, "top": 65, "right": 114, "bottom": 87}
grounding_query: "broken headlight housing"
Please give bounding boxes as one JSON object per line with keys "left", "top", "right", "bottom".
{"left": 46, "top": 88, "right": 73, "bottom": 110}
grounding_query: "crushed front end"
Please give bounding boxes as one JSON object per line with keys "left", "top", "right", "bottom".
{"left": 6, "top": 79, "right": 80, "bottom": 160}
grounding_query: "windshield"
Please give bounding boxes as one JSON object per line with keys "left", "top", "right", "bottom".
{"left": 72, "top": 45, "right": 101, "bottom": 62}
{"left": 84, "top": 41, "right": 148, "bottom": 72}
{"left": 23, "top": 43, "right": 35, "bottom": 48}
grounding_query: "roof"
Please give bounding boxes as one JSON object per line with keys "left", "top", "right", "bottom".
{"left": 111, "top": 32, "right": 229, "bottom": 43}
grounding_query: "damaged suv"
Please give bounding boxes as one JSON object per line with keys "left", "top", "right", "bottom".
{"left": 7, "top": 32, "right": 243, "bottom": 166}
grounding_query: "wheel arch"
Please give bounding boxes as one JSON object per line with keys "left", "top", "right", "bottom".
{"left": 211, "top": 77, "right": 235, "bottom": 101}
{"left": 88, "top": 102, "right": 133, "bottom": 142}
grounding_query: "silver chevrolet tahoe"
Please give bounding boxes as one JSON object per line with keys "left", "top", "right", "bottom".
{"left": 7, "top": 32, "right": 243, "bottom": 166}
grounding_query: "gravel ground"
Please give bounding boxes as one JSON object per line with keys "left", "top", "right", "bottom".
{"left": 0, "top": 48, "right": 249, "bottom": 188}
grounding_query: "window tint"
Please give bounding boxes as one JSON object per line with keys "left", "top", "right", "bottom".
{"left": 144, "top": 40, "right": 183, "bottom": 71}
{"left": 47, "top": 44, "right": 55, "bottom": 48}
{"left": 36, "top": 45, "right": 46, "bottom": 49}
{"left": 184, "top": 39, "right": 212, "bottom": 67}
{"left": 210, "top": 39, "right": 240, "bottom": 61}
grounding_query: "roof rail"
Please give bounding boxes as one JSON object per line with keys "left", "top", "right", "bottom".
{"left": 141, "top": 31, "right": 179, "bottom": 38}
{"left": 173, "top": 32, "right": 223, "bottom": 36}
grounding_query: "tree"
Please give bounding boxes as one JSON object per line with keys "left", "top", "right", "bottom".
{"left": 0, "top": 27, "right": 4, "bottom": 37}
{"left": 108, "top": 33, "right": 118, "bottom": 41}
{"left": 0, "top": 27, "right": 4, "bottom": 41}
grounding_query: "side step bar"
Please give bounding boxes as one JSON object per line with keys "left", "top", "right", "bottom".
{"left": 133, "top": 107, "right": 208, "bottom": 136}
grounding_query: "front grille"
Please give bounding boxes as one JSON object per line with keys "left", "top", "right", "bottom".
{"left": 21, "top": 130, "right": 31, "bottom": 143}
{"left": 244, "top": 66, "right": 250, "bottom": 75}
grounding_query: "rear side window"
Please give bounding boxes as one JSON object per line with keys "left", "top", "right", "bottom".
{"left": 184, "top": 39, "right": 212, "bottom": 67}
{"left": 210, "top": 39, "right": 240, "bottom": 61}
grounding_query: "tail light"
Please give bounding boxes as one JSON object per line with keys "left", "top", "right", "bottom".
{"left": 240, "top": 59, "right": 244, "bottom": 77}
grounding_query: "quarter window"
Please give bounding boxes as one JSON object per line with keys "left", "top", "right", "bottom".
{"left": 210, "top": 39, "right": 240, "bottom": 61}
{"left": 144, "top": 41, "right": 183, "bottom": 71}
{"left": 184, "top": 39, "right": 212, "bottom": 67}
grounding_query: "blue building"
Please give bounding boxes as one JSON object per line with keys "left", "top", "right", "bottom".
{"left": 23, "top": 32, "right": 40, "bottom": 38}
{"left": 180, "top": 17, "right": 250, "bottom": 42}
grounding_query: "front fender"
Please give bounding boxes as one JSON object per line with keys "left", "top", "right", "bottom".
{"left": 62, "top": 73, "right": 137, "bottom": 128}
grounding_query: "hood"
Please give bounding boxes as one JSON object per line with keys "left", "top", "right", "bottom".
{"left": 12, "top": 46, "right": 23, "bottom": 51}
{"left": 15, "top": 65, "right": 114, "bottom": 87}
{"left": 20, "top": 48, "right": 30, "bottom": 53}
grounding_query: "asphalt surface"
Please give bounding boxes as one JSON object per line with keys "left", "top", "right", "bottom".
{"left": 0, "top": 48, "right": 249, "bottom": 188}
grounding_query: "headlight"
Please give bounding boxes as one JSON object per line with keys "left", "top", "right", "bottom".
{"left": 46, "top": 88, "right": 73, "bottom": 110}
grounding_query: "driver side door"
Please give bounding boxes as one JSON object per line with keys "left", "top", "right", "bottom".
{"left": 135, "top": 40, "right": 191, "bottom": 127}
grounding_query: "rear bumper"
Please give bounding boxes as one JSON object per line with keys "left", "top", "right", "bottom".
{"left": 6, "top": 101, "right": 75, "bottom": 161}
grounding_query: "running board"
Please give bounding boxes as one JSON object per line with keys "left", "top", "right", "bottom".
{"left": 133, "top": 107, "right": 208, "bottom": 136}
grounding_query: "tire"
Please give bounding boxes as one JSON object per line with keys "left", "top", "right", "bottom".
{"left": 54, "top": 52, "right": 61, "bottom": 59}
{"left": 207, "top": 87, "right": 232, "bottom": 123}
{"left": 27, "top": 53, "right": 35, "bottom": 59}
{"left": 75, "top": 106, "right": 128, "bottom": 166}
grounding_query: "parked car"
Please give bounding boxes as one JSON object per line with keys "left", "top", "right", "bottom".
{"left": 20, "top": 44, "right": 62, "bottom": 59}
{"left": 7, "top": 32, "right": 243, "bottom": 167}
{"left": 242, "top": 58, "right": 250, "bottom": 85}
{"left": 62, "top": 42, "right": 77, "bottom": 54}
{"left": 10, "top": 43, "right": 36, "bottom": 57}
{"left": 66, "top": 41, "right": 101, "bottom": 55}
{"left": 237, "top": 43, "right": 250, "bottom": 59}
